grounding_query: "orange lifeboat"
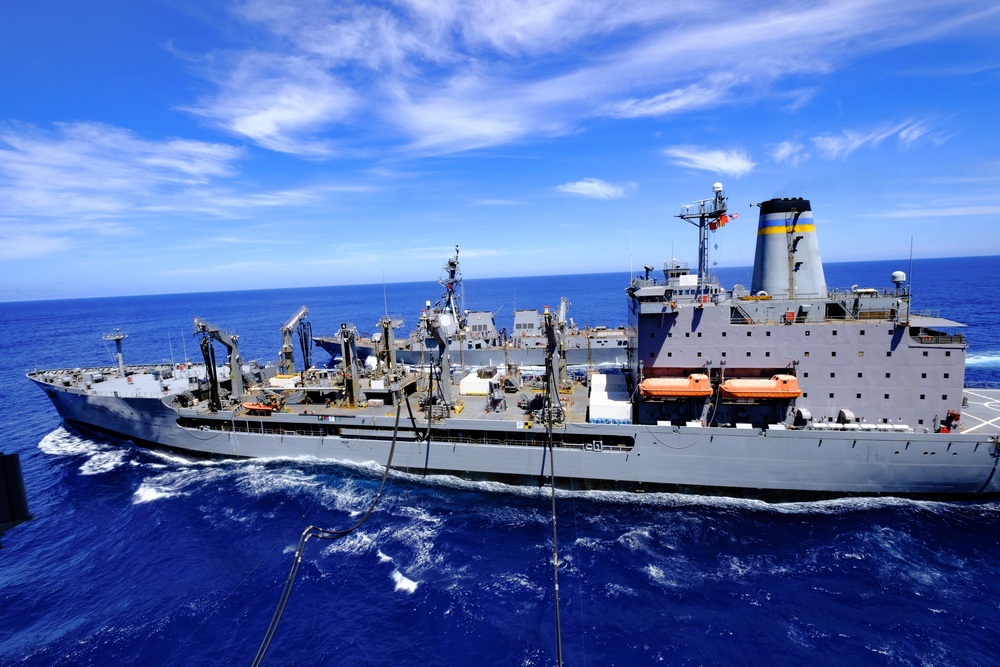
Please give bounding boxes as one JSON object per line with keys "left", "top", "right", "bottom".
{"left": 242, "top": 402, "right": 275, "bottom": 413}
{"left": 639, "top": 374, "right": 713, "bottom": 398}
{"left": 719, "top": 374, "right": 802, "bottom": 399}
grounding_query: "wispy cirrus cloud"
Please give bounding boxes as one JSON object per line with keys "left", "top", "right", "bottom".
{"left": 0, "top": 122, "right": 243, "bottom": 219}
{"left": 876, "top": 205, "right": 1000, "bottom": 218}
{"left": 604, "top": 76, "right": 737, "bottom": 118}
{"left": 181, "top": 0, "right": 1000, "bottom": 157}
{"left": 0, "top": 121, "right": 374, "bottom": 260}
{"left": 811, "top": 120, "right": 933, "bottom": 159}
{"left": 663, "top": 146, "right": 755, "bottom": 176}
{"left": 556, "top": 178, "right": 637, "bottom": 199}
{"left": 770, "top": 140, "right": 808, "bottom": 167}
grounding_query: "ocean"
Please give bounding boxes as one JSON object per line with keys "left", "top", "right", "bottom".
{"left": 2, "top": 256, "right": 1000, "bottom": 666}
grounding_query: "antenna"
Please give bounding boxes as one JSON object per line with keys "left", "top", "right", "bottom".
{"left": 907, "top": 236, "right": 914, "bottom": 324}
{"left": 382, "top": 269, "right": 390, "bottom": 319}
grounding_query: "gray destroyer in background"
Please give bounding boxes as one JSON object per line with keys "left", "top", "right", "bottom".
{"left": 312, "top": 246, "right": 630, "bottom": 369}
{"left": 29, "top": 184, "right": 1000, "bottom": 499}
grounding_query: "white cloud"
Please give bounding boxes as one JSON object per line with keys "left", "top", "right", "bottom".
{"left": 770, "top": 141, "right": 808, "bottom": 167}
{"left": 0, "top": 231, "right": 74, "bottom": 261}
{"left": 876, "top": 205, "right": 1000, "bottom": 218}
{"left": 556, "top": 178, "right": 636, "bottom": 199}
{"left": 663, "top": 146, "right": 755, "bottom": 177}
{"left": 604, "top": 77, "right": 734, "bottom": 118}
{"left": 184, "top": 53, "right": 357, "bottom": 156}
{"left": 472, "top": 199, "right": 524, "bottom": 206}
{"left": 180, "top": 0, "right": 1000, "bottom": 157}
{"left": 0, "top": 122, "right": 244, "bottom": 218}
{"left": 0, "top": 122, "right": 375, "bottom": 260}
{"left": 811, "top": 120, "right": 933, "bottom": 159}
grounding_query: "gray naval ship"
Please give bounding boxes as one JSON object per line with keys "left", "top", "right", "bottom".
{"left": 312, "top": 246, "right": 630, "bottom": 369}
{"left": 28, "top": 184, "right": 1000, "bottom": 499}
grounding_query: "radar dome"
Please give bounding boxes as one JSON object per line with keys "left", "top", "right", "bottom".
{"left": 891, "top": 271, "right": 906, "bottom": 286}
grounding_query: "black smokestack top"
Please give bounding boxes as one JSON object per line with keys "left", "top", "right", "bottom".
{"left": 759, "top": 197, "right": 812, "bottom": 216}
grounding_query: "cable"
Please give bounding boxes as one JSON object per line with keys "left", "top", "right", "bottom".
{"left": 542, "top": 329, "right": 565, "bottom": 667}
{"left": 545, "top": 420, "right": 565, "bottom": 667}
{"left": 250, "top": 387, "right": 407, "bottom": 667}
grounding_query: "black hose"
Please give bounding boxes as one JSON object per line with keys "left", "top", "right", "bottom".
{"left": 251, "top": 388, "right": 407, "bottom": 667}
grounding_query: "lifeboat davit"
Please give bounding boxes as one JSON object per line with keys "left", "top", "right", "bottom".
{"left": 719, "top": 374, "right": 801, "bottom": 399}
{"left": 639, "top": 374, "right": 713, "bottom": 398}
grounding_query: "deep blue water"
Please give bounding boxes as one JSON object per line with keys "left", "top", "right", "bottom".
{"left": 2, "top": 257, "right": 1000, "bottom": 666}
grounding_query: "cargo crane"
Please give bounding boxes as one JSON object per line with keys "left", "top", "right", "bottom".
{"left": 193, "top": 317, "right": 245, "bottom": 409}
{"left": 279, "top": 306, "right": 309, "bottom": 376}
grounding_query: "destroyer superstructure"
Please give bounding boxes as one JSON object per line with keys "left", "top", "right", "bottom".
{"left": 29, "top": 185, "right": 1000, "bottom": 498}
{"left": 312, "top": 246, "right": 630, "bottom": 369}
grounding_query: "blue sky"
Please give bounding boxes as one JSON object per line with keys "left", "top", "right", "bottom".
{"left": 2, "top": 0, "right": 999, "bottom": 301}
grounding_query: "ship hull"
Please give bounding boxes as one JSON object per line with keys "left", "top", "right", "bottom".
{"left": 32, "top": 377, "right": 1000, "bottom": 499}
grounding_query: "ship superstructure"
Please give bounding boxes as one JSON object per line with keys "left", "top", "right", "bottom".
{"left": 628, "top": 185, "right": 965, "bottom": 433}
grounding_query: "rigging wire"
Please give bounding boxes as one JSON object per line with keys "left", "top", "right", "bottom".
{"left": 545, "top": 415, "right": 565, "bottom": 667}
{"left": 542, "top": 317, "right": 565, "bottom": 667}
{"left": 250, "top": 387, "right": 408, "bottom": 667}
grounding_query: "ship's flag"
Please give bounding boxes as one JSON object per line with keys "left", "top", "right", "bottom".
{"left": 718, "top": 212, "right": 740, "bottom": 228}
{"left": 710, "top": 212, "right": 740, "bottom": 231}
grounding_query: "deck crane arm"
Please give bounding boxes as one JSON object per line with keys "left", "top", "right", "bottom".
{"left": 193, "top": 317, "right": 245, "bottom": 400}
{"left": 279, "top": 306, "right": 308, "bottom": 375}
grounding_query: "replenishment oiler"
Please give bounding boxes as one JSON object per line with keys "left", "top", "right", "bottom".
{"left": 29, "top": 185, "right": 1000, "bottom": 499}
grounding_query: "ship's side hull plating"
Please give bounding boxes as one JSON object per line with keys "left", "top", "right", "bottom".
{"left": 35, "top": 379, "right": 1000, "bottom": 498}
